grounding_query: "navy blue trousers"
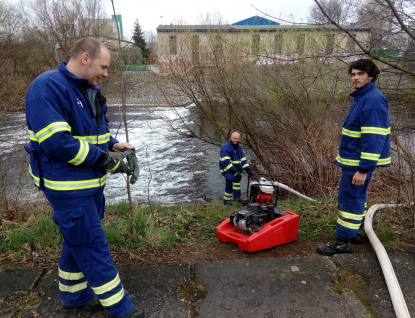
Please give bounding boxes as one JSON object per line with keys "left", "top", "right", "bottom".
{"left": 336, "top": 169, "right": 373, "bottom": 241}
{"left": 46, "top": 190, "right": 134, "bottom": 317}
{"left": 223, "top": 171, "right": 242, "bottom": 200}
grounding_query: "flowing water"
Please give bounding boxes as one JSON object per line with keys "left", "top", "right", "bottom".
{"left": 0, "top": 105, "right": 231, "bottom": 205}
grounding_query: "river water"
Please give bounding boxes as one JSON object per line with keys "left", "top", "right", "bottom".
{"left": 0, "top": 105, "right": 231, "bottom": 205}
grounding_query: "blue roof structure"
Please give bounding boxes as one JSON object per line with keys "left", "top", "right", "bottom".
{"left": 232, "top": 16, "right": 280, "bottom": 26}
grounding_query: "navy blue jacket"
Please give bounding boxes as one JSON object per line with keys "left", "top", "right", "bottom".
{"left": 219, "top": 141, "right": 250, "bottom": 175}
{"left": 334, "top": 81, "right": 391, "bottom": 172}
{"left": 25, "top": 62, "right": 118, "bottom": 197}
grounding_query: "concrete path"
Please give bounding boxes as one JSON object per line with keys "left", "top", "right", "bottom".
{"left": 1, "top": 252, "right": 414, "bottom": 317}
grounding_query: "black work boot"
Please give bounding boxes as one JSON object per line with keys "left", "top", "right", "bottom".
{"left": 351, "top": 232, "right": 366, "bottom": 244}
{"left": 317, "top": 239, "right": 352, "bottom": 256}
{"left": 63, "top": 295, "right": 103, "bottom": 311}
{"left": 121, "top": 305, "right": 145, "bottom": 318}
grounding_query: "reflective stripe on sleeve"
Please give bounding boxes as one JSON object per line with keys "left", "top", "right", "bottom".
{"left": 35, "top": 122, "right": 71, "bottom": 143}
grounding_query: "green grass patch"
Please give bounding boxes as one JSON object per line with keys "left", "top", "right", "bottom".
{"left": 0, "top": 198, "right": 412, "bottom": 258}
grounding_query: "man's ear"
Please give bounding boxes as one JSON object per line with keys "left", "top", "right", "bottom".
{"left": 80, "top": 52, "right": 90, "bottom": 65}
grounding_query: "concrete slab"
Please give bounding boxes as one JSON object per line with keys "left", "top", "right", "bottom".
{"left": 334, "top": 252, "right": 415, "bottom": 318}
{"left": 195, "top": 256, "right": 370, "bottom": 318}
{"left": 2, "top": 253, "right": 415, "bottom": 317}
{"left": 20, "top": 263, "right": 191, "bottom": 318}
{"left": 0, "top": 268, "right": 44, "bottom": 299}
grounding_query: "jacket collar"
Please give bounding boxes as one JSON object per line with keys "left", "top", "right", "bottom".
{"left": 58, "top": 61, "right": 98, "bottom": 90}
{"left": 350, "top": 81, "right": 376, "bottom": 98}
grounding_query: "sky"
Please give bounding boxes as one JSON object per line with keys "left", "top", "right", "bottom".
{"left": 107, "top": 0, "right": 316, "bottom": 40}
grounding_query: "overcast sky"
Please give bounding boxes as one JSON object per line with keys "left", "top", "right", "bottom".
{"left": 107, "top": 0, "right": 316, "bottom": 40}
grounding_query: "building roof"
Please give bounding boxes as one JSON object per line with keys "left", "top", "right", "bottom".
{"left": 232, "top": 15, "right": 279, "bottom": 26}
{"left": 156, "top": 24, "right": 371, "bottom": 33}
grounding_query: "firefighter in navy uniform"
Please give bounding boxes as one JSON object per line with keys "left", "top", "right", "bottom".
{"left": 219, "top": 131, "right": 254, "bottom": 205}
{"left": 24, "top": 38, "right": 143, "bottom": 318}
{"left": 317, "top": 59, "right": 391, "bottom": 256}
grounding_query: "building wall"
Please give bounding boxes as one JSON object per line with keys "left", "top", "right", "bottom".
{"left": 157, "top": 27, "right": 371, "bottom": 73}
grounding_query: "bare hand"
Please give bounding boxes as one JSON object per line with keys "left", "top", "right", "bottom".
{"left": 112, "top": 142, "right": 134, "bottom": 153}
{"left": 352, "top": 171, "right": 367, "bottom": 185}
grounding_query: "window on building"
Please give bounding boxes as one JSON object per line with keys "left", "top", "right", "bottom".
{"left": 192, "top": 35, "right": 199, "bottom": 65}
{"left": 297, "top": 34, "right": 305, "bottom": 54}
{"left": 169, "top": 35, "right": 177, "bottom": 55}
{"left": 214, "top": 34, "right": 223, "bottom": 61}
{"left": 325, "top": 34, "right": 335, "bottom": 54}
{"left": 252, "top": 33, "right": 260, "bottom": 55}
{"left": 347, "top": 34, "right": 356, "bottom": 52}
{"left": 274, "top": 33, "right": 283, "bottom": 53}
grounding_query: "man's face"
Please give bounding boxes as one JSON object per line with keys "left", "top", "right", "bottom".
{"left": 231, "top": 133, "right": 240, "bottom": 145}
{"left": 85, "top": 49, "right": 110, "bottom": 85}
{"left": 350, "top": 68, "right": 373, "bottom": 89}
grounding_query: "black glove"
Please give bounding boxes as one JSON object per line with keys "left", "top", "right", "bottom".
{"left": 100, "top": 151, "right": 131, "bottom": 175}
{"left": 234, "top": 172, "right": 242, "bottom": 181}
{"left": 124, "top": 149, "right": 140, "bottom": 184}
{"left": 247, "top": 169, "right": 254, "bottom": 177}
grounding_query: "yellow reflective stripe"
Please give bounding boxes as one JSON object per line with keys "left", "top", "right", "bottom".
{"left": 43, "top": 175, "right": 107, "bottom": 191}
{"left": 378, "top": 157, "right": 391, "bottom": 165}
{"left": 59, "top": 268, "right": 84, "bottom": 280}
{"left": 29, "top": 165, "right": 40, "bottom": 187}
{"left": 28, "top": 130, "right": 37, "bottom": 141}
{"left": 92, "top": 274, "right": 121, "bottom": 295}
{"left": 342, "top": 127, "right": 361, "bottom": 138}
{"left": 68, "top": 140, "right": 89, "bottom": 166}
{"left": 335, "top": 155, "right": 359, "bottom": 166}
{"left": 240, "top": 157, "right": 246, "bottom": 161}
{"left": 337, "top": 218, "right": 361, "bottom": 230}
{"left": 361, "top": 152, "right": 380, "bottom": 161}
{"left": 100, "top": 288, "right": 125, "bottom": 307}
{"left": 224, "top": 192, "right": 232, "bottom": 200}
{"left": 74, "top": 133, "right": 111, "bottom": 144}
{"left": 220, "top": 156, "right": 231, "bottom": 161}
{"left": 361, "top": 127, "right": 390, "bottom": 135}
{"left": 242, "top": 164, "right": 249, "bottom": 169}
{"left": 36, "top": 122, "right": 71, "bottom": 143}
{"left": 231, "top": 160, "right": 241, "bottom": 164}
{"left": 339, "top": 210, "right": 364, "bottom": 221}
{"left": 220, "top": 163, "right": 234, "bottom": 173}
{"left": 29, "top": 166, "right": 107, "bottom": 190}
{"left": 59, "top": 281, "right": 88, "bottom": 293}
{"left": 107, "top": 160, "right": 120, "bottom": 172}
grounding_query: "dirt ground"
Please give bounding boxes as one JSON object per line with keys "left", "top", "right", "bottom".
{"left": 0, "top": 236, "right": 380, "bottom": 270}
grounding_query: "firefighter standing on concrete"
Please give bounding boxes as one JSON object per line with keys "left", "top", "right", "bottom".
{"left": 24, "top": 37, "right": 143, "bottom": 318}
{"left": 317, "top": 59, "right": 391, "bottom": 256}
{"left": 219, "top": 131, "right": 254, "bottom": 205}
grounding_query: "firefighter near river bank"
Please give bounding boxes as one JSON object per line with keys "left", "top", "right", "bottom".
{"left": 317, "top": 59, "right": 391, "bottom": 256}
{"left": 219, "top": 132, "right": 254, "bottom": 205}
{"left": 24, "top": 37, "right": 144, "bottom": 318}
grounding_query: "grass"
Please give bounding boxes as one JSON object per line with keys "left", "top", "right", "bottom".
{"left": 0, "top": 198, "right": 413, "bottom": 259}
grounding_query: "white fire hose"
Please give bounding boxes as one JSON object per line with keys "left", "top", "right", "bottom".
{"left": 365, "top": 203, "right": 411, "bottom": 318}
{"left": 272, "top": 181, "right": 315, "bottom": 202}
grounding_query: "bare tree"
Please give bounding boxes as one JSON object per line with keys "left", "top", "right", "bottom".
{"left": 308, "top": 0, "right": 353, "bottom": 24}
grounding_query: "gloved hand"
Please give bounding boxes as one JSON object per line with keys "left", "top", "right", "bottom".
{"left": 247, "top": 169, "right": 254, "bottom": 177}
{"left": 123, "top": 149, "right": 140, "bottom": 184}
{"left": 234, "top": 172, "right": 242, "bottom": 181}
{"left": 100, "top": 151, "right": 131, "bottom": 175}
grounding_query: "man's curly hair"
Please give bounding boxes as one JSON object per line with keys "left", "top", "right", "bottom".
{"left": 348, "top": 59, "right": 380, "bottom": 82}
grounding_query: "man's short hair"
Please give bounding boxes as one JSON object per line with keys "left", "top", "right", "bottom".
{"left": 70, "top": 37, "right": 106, "bottom": 60}
{"left": 348, "top": 59, "right": 380, "bottom": 81}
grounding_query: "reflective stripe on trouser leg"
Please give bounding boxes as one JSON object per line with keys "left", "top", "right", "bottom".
{"left": 336, "top": 169, "right": 372, "bottom": 241}
{"left": 232, "top": 181, "right": 241, "bottom": 197}
{"left": 46, "top": 190, "right": 135, "bottom": 317}
{"left": 223, "top": 191, "right": 232, "bottom": 201}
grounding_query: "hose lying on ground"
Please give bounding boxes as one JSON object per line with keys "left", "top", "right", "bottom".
{"left": 365, "top": 203, "right": 412, "bottom": 318}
